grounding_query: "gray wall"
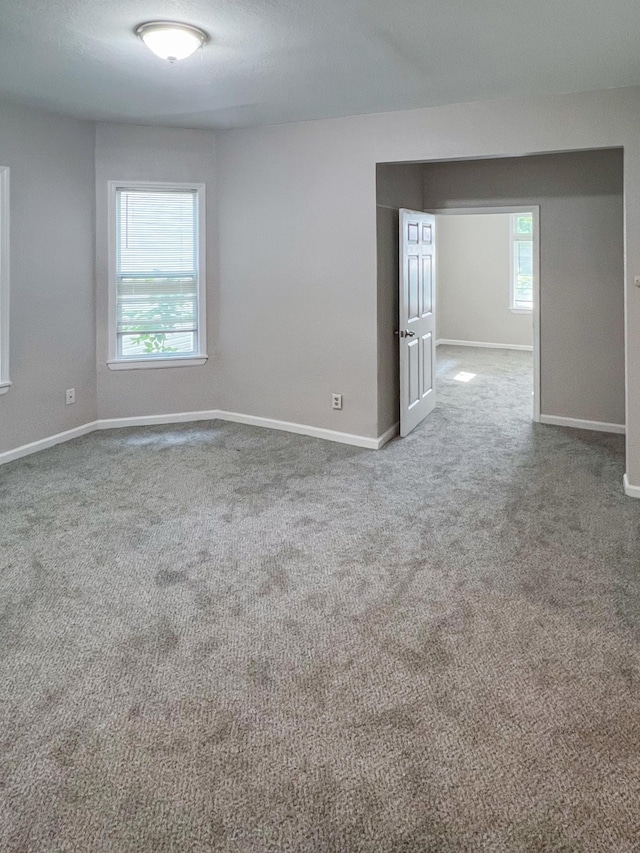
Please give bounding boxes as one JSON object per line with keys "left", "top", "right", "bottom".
{"left": 423, "top": 149, "right": 624, "bottom": 424}
{"left": 95, "top": 123, "right": 220, "bottom": 419}
{"left": 1, "top": 89, "right": 638, "bottom": 488}
{"left": 376, "top": 207, "right": 400, "bottom": 435}
{"left": 377, "top": 163, "right": 425, "bottom": 211}
{"left": 217, "top": 90, "right": 638, "bottom": 476}
{"left": 436, "top": 213, "right": 533, "bottom": 348}
{"left": 216, "top": 121, "right": 380, "bottom": 435}
{"left": 0, "top": 102, "right": 96, "bottom": 454}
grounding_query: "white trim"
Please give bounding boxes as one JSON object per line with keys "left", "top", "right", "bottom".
{"left": 437, "top": 339, "right": 533, "bottom": 352}
{"left": 540, "top": 415, "right": 625, "bottom": 435}
{"left": 100, "top": 410, "right": 378, "bottom": 447}
{"left": 197, "top": 411, "right": 381, "bottom": 448}
{"left": 376, "top": 422, "right": 399, "bottom": 449}
{"left": 0, "top": 167, "right": 9, "bottom": 394}
{"left": 107, "top": 356, "right": 207, "bottom": 370}
{"left": 0, "top": 422, "right": 97, "bottom": 465}
{"left": 623, "top": 474, "right": 640, "bottom": 499}
{"left": 0, "top": 410, "right": 389, "bottom": 465}
{"left": 427, "top": 206, "right": 535, "bottom": 217}
{"left": 0, "top": 408, "right": 627, "bottom": 467}
{"left": 95, "top": 409, "right": 215, "bottom": 430}
{"left": 531, "top": 206, "right": 541, "bottom": 422}
{"left": 96, "top": 411, "right": 219, "bottom": 430}
{"left": 107, "top": 180, "right": 207, "bottom": 368}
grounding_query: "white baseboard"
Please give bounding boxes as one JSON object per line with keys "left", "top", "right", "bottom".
{"left": 1, "top": 409, "right": 390, "bottom": 466}
{"left": 623, "top": 474, "right": 640, "bottom": 499}
{"left": 96, "top": 411, "right": 219, "bottom": 430}
{"left": 376, "top": 422, "right": 399, "bottom": 449}
{"left": 206, "top": 410, "right": 382, "bottom": 449}
{"left": 540, "top": 414, "right": 626, "bottom": 435}
{"left": 436, "top": 339, "right": 533, "bottom": 352}
{"left": 0, "top": 421, "right": 98, "bottom": 465}
{"left": 98, "top": 410, "right": 382, "bottom": 449}
{"left": 1, "top": 411, "right": 633, "bottom": 495}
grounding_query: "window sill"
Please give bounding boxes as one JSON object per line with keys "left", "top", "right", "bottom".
{"left": 0, "top": 380, "right": 11, "bottom": 395}
{"left": 510, "top": 307, "right": 532, "bottom": 315}
{"left": 107, "top": 356, "right": 208, "bottom": 371}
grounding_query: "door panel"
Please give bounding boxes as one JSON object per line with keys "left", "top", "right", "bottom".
{"left": 408, "top": 254, "right": 420, "bottom": 321}
{"left": 408, "top": 338, "right": 420, "bottom": 408}
{"left": 399, "top": 210, "right": 436, "bottom": 437}
{"left": 421, "top": 256, "right": 433, "bottom": 316}
{"left": 421, "top": 333, "right": 433, "bottom": 397}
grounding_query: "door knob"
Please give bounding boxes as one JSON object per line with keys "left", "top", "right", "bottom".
{"left": 400, "top": 329, "right": 416, "bottom": 338}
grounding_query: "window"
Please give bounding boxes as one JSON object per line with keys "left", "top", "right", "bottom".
{"left": 510, "top": 212, "right": 533, "bottom": 312}
{"left": 0, "top": 167, "right": 9, "bottom": 395}
{"left": 108, "top": 182, "right": 206, "bottom": 369}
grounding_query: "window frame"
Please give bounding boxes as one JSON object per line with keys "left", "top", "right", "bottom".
{"left": 0, "top": 166, "right": 10, "bottom": 395}
{"left": 509, "top": 212, "right": 534, "bottom": 314}
{"left": 107, "top": 180, "right": 207, "bottom": 370}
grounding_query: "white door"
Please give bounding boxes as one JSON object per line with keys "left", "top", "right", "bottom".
{"left": 399, "top": 210, "right": 436, "bottom": 437}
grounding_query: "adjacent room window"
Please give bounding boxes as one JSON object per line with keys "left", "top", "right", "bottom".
{"left": 109, "top": 183, "right": 206, "bottom": 368}
{"left": 0, "top": 167, "right": 10, "bottom": 395}
{"left": 510, "top": 212, "right": 533, "bottom": 312}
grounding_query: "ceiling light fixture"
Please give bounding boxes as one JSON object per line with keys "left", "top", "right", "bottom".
{"left": 135, "top": 21, "right": 209, "bottom": 63}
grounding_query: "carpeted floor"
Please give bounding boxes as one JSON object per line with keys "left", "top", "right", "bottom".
{"left": 2, "top": 345, "right": 640, "bottom": 852}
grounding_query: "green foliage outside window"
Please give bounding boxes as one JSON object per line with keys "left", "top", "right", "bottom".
{"left": 119, "top": 278, "right": 196, "bottom": 355}
{"left": 515, "top": 214, "right": 533, "bottom": 235}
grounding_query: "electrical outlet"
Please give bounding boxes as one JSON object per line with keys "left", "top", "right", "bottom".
{"left": 332, "top": 393, "right": 342, "bottom": 410}
{"left": 65, "top": 388, "right": 76, "bottom": 405}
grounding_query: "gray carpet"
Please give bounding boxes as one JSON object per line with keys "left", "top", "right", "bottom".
{"left": 2, "top": 345, "right": 640, "bottom": 852}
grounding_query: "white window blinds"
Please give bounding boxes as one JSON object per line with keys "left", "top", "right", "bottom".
{"left": 115, "top": 188, "right": 199, "bottom": 358}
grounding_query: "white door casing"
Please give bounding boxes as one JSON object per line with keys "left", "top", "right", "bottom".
{"left": 399, "top": 210, "right": 436, "bottom": 437}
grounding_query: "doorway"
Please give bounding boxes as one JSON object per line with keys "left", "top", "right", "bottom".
{"left": 376, "top": 149, "right": 625, "bottom": 442}
{"left": 434, "top": 207, "right": 538, "bottom": 427}
{"left": 397, "top": 205, "right": 538, "bottom": 438}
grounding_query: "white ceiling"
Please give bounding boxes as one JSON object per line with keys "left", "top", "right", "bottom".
{"left": 1, "top": 0, "right": 639, "bottom": 129}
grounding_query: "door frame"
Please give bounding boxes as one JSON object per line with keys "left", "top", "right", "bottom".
{"left": 425, "top": 205, "right": 541, "bottom": 423}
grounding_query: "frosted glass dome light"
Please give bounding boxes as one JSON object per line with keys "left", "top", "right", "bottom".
{"left": 135, "top": 22, "right": 209, "bottom": 62}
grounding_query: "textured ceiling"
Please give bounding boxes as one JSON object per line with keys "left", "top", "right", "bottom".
{"left": 0, "top": 0, "right": 639, "bottom": 129}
